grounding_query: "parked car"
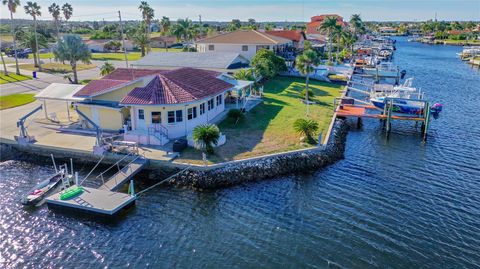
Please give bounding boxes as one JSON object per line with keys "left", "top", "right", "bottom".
{"left": 169, "top": 43, "right": 184, "bottom": 49}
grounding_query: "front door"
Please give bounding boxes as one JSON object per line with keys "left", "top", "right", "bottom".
{"left": 136, "top": 108, "right": 146, "bottom": 130}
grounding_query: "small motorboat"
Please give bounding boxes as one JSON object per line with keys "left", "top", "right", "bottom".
{"left": 21, "top": 170, "right": 66, "bottom": 206}
{"left": 371, "top": 97, "right": 425, "bottom": 115}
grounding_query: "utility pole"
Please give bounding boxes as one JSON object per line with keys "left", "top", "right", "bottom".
{"left": 118, "top": 11, "right": 129, "bottom": 68}
{"left": 198, "top": 14, "right": 202, "bottom": 25}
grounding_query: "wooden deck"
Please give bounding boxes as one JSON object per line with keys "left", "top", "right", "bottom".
{"left": 336, "top": 104, "right": 426, "bottom": 121}
{"left": 46, "top": 186, "right": 135, "bottom": 216}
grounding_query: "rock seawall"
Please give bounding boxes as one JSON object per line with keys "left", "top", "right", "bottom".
{"left": 167, "top": 118, "right": 349, "bottom": 189}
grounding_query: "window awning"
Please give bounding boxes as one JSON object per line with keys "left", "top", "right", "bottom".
{"left": 35, "top": 83, "right": 86, "bottom": 101}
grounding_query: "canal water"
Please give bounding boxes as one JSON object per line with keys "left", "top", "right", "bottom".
{"left": 1, "top": 37, "right": 479, "bottom": 268}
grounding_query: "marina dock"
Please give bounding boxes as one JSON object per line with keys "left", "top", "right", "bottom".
{"left": 46, "top": 186, "right": 136, "bottom": 216}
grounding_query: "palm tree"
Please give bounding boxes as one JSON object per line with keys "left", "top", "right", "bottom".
{"left": 1, "top": 52, "right": 8, "bottom": 75}
{"left": 318, "top": 16, "right": 339, "bottom": 64}
{"left": 349, "top": 14, "right": 363, "bottom": 37}
{"left": 48, "top": 3, "right": 61, "bottom": 41}
{"left": 2, "top": 0, "right": 21, "bottom": 75}
{"left": 293, "top": 118, "right": 319, "bottom": 144}
{"left": 100, "top": 62, "right": 114, "bottom": 76}
{"left": 128, "top": 24, "right": 149, "bottom": 56}
{"left": 24, "top": 1, "right": 42, "bottom": 69}
{"left": 171, "top": 18, "right": 193, "bottom": 42}
{"left": 61, "top": 3, "right": 73, "bottom": 32}
{"left": 160, "top": 16, "right": 170, "bottom": 34}
{"left": 19, "top": 31, "right": 48, "bottom": 69}
{"left": 192, "top": 124, "right": 220, "bottom": 155}
{"left": 138, "top": 1, "right": 154, "bottom": 52}
{"left": 53, "top": 35, "right": 91, "bottom": 84}
{"left": 296, "top": 42, "right": 320, "bottom": 116}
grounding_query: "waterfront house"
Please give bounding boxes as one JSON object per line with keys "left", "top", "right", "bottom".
{"left": 73, "top": 67, "right": 253, "bottom": 145}
{"left": 195, "top": 30, "right": 292, "bottom": 60}
{"left": 131, "top": 52, "right": 250, "bottom": 73}
{"left": 264, "top": 30, "right": 306, "bottom": 50}
{"left": 306, "top": 15, "right": 344, "bottom": 35}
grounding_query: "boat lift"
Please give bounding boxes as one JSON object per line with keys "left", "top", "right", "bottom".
{"left": 15, "top": 104, "right": 43, "bottom": 144}
{"left": 74, "top": 107, "right": 103, "bottom": 147}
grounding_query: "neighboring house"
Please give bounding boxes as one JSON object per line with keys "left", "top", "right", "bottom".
{"left": 73, "top": 67, "right": 253, "bottom": 145}
{"left": 131, "top": 52, "right": 249, "bottom": 73}
{"left": 150, "top": 36, "right": 177, "bottom": 48}
{"left": 85, "top": 39, "right": 134, "bottom": 52}
{"left": 306, "top": 14, "right": 344, "bottom": 35}
{"left": 265, "top": 30, "right": 306, "bottom": 50}
{"left": 379, "top": 27, "right": 398, "bottom": 35}
{"left": 195, "top": 30, "right": 293, "bottom": 60}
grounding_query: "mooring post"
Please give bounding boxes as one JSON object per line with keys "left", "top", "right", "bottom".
{"left": 75, "top": 172, "right": 79, "bottom": 186}
{"left": 129, "top": 180, "right": 136, "bottom": 197}
{"left": 357, "top": 117, "right": 362, "bottom": 128}
{"left": 423, "top": 102, "right": 431, "bottom": 142}
{"left": 386, "top": 99, "right": 393, "bottom": 138}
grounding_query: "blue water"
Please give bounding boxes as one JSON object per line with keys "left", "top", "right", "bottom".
{"left": 1, "top": 37, "right": 480, "bottom": 268}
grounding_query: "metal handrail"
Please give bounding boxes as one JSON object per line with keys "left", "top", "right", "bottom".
{"left": 95, "top": 151, "right": 134, "bottom": 180}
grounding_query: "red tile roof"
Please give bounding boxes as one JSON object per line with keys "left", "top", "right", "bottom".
{"left": 306, "top": 14, "right": 345, "bottom": 34}
{"left": 120, "top": 68, "right": 233, "bottom": 105}
{"left": 74, "top": 79, "right": 128, "bottom": 97}
{"left": 103, "top": 68, "right": 167, "bottom": 81}
{"left": 265, "top": 30, "right": 305, "bottom": 42}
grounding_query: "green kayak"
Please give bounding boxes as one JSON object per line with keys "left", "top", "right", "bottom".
{"left": 60, "top": 186, "right": 84, "bottom": 200}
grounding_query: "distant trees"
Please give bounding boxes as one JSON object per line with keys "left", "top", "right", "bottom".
{"left": 54, "top": 35, "right": 91, "bottom": 84}
{"left": 251, "top": 49, "right": 287, "bottom": 79}
{"left": 24, "top": 1, "right": 42, "bottom": 69}
{"left": 48, "top": 3, "right": 61, "bottom": 40}
{"left": 227, "top": 19, "right": 241, "bottom": 31}
{"left": 139, "top": 1, "right": 154, "bottom": 52}
{"left": 2, "top": 0, "right": 21, "bottom": 75}
{"left": 62, "top": 3, "right": 73, "bottom": 31}
{"left": 170, "top": 18, "right": 195, "bottom": 42}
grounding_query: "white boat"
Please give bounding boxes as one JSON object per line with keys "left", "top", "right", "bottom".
{"left": 362, "top": 62, "right": 399, "bottom": 77}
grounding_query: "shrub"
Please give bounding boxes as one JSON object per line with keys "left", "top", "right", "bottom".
{"left": 192, "top": 124, "right": 220, "bottom": 155}
{"left": 227, "top": 109, "right": 244, "bottom": 123}
{"left": 293, "top": 118, "right": 319, "bottom": 144}
{"left": 300, "top": 88, "right": 315, "bottom": 101}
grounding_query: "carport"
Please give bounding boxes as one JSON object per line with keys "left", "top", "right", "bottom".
{"left": 34, "top": 83, "right": 85, "bottom": 121}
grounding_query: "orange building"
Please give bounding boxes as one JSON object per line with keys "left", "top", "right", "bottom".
{"left": 306, "top": 14, "right": 344, "bottom": 34}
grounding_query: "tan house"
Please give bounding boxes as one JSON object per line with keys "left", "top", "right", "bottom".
{"left": 265, "top": 30, "right": 306, "bottom": 50}
{"left": 195, "top": 30, "right": 292, "bottom": 60}
{"left": 150, "top": 36, "right": 177, "bottom": 48}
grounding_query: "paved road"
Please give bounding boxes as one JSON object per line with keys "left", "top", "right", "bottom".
{"left": 0, "top": 60, "right": 133, "bottom": 96}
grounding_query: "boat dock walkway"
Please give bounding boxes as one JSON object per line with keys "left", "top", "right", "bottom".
{"left": 45, "top": 154, "right": 148, "bottom": 217}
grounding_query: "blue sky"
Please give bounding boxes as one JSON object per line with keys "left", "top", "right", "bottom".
{"left": 2, "top": 0, "right": 479, "bottom": 21}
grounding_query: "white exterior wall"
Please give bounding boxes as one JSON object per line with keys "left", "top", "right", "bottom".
{"left": 196, "top": 43, "right": 277, "bottom": 60}
{"left": 130, "top": 92, "right": 226, "bottom": 139}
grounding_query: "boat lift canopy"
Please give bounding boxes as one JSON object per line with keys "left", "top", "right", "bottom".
{"left": 34, "top": 83, "right": 85, "bottom": 121}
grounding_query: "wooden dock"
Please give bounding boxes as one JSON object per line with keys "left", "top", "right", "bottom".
{"left": 46, "top": 186, "right": 136, "bottom": 216}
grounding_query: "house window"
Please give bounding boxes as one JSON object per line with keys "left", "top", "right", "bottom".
{"left": 187, "top": 107, "right": 197, "bottom": 120}
{"left": 176, "top": 110, "right": 183, "bottom": 122}
{"left": 167, "top": 110, "right": 183, "bottom": 123}
{"left": 208, "top": 98, "right": 215, "bottom": 110}
{"left": 208, "top": 45, "right": 214, "bottom": 51}
{"left": 242, "top": 45, "right": 248, "bottom": 51}
{"left": 200, "top": 103, "right": 205, "bottom": 115}
{"left": 167, "top": 111, "right": 175, "bottom": 123}
{"left": 138, "top": 109, "right": 145, "bottom": 120}
{"left": 151, "top": 112, "right": 161, "bottom": 124}
{"left": 216, "top": 94, "right": 223, "bottom": 106}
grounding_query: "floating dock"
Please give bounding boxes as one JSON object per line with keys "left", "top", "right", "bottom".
{"left": 46, "top": 186, "right": 135, "bottom": 216}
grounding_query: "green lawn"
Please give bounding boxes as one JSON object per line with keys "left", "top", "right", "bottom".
{"left": 177, "top": 77, "right": 343, "bottom": 164}
{"left": 18, "top": 63, "right": 96, "bottom": 73}
{"left": 438, "top": 39, "right": 480, "bottom": 45}
{"left": 36, "top": 49, "right": 183, "bottom": 61}
{"left": 0, "top": 72, "right": 32, "bottom": 84}
{"left": 0, "top": 93, "right": 36, "bottom": 110}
